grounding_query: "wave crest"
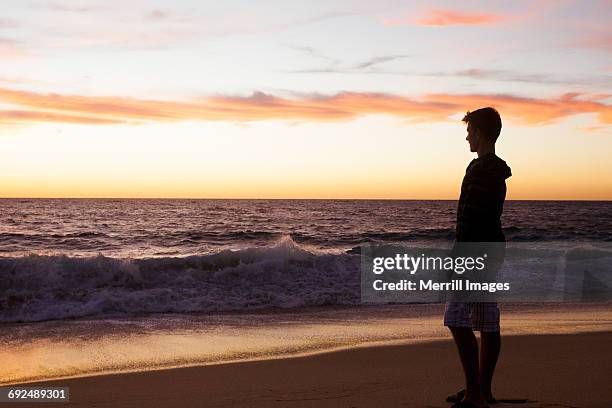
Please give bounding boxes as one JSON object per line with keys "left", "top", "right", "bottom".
{"left": 0, "top": 235, "right": 360, "bottom": 323}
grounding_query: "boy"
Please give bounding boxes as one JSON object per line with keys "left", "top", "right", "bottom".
{"left": 444, "top": 107, "right": 512, "bottom": 408}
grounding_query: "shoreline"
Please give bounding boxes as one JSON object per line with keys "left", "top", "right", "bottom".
{"left": 3, "top": 302, "right": 612, "bottom": 387}
{"left": 13, "top": 331, "right": 612, "bottom": 408}
{"left": 3, "top": 300, "right": 610, "bottom": 325}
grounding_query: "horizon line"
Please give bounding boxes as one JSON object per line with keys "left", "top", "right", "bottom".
{"left": 1, "top": 197, "right": 611, "bottom": 202}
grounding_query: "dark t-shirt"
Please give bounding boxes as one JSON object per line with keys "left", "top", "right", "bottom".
{"left": 456, "top": 153, "right": 512, "bottom": 242}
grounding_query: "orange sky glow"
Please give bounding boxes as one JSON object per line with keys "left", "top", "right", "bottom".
{"left": 0, "top": 1, "right": 610, "bottom": 199}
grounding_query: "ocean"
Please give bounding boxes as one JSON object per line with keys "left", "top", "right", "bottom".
{"left": 1, "top": 199, "right": 611, "bottom": 323}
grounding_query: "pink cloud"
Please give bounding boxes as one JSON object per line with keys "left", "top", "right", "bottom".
{"left": 385, "top": 9, "right": 505, "bottom": 27}
{"left": 0, "top": 109, "right": 123, "bottom": 125}
{"left": 569, "top": 32, "right": 612, "bottom": 52}
{"left": 0, "top": 87, "right": 610, "bottom": 127}
{"left": 0, "top": 37, "right": 30, "bottom": 59}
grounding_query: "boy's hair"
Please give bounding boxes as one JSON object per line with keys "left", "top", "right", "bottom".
{"left": 462, "top": 107, "right": 502, "bottom": 142}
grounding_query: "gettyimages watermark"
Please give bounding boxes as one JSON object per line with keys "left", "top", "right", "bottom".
{"left": 360, "top": 242, "right": 612, "bottom": 303}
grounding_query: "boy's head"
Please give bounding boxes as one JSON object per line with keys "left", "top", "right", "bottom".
{"left": 462, "top": 107, "right": 502, "bottom": 152}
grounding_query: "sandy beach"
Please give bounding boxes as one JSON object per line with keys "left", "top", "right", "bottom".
{"left": 12, "top": 330, "right": 611, "bottom": 408}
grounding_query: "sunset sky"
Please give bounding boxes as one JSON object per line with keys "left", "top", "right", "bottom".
{"left": 1, "top": 0, "right": 610, "bottom": 199}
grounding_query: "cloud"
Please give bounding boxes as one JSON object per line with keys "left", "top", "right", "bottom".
{"left": 0, "top": 37, "right": 19, "bottom": 46}
{"left": 46, "top": 2, "right": 106, "bottom": 13}
{"left": 0, "top": 87, "right": 610, "bottom": 127}
{"left": 288, "top": 63, "right": 611, "bottom": 89}
{"left": 27, "top": 8, "right": 358, "bottom": 52}
{"left": 352, "top": 55, "right": 412, "bottom": 70}
{"left": 0, "top": 110, "right": 123, "bottom": 125}
{"left": 578, "top": 125, "right": 611, "bottom": 134}
{"left": 43, "top": 30, "right": 191, "bottom": 50}
{"left": 147, "top": 9, "right": 169, "bottom": 21}
{"left": 285, "top": 44, "right": 340, "bottom": 65}
{"left": 287, "top": 11, "right": 360, "bottom": 28}
{"left": 0, "top": 37, "right": 30, "bottom": 59}
{"left": 287, "top": 47, "right": 413, "bottom": 74}
{"left": 385, "top": 9, "right": 505, "bottom": 27}
{"left": 428, "top": 92, "right": 612, "bottom": 125}
{"left": 568, "top": 32, "right": 612, "bottom": 52}
{"left": 0, "top": 17, "right": 20, "bottom": 28}
{"left": 415, "top": 68, "right": 612, "bottom": 87}
{"left": 0, "top": 76, "right": 45, "bottom": 85}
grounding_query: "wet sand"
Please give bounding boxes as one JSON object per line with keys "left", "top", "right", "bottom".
{"left": 16, "top": 331, "right": 612, "bottom": 408}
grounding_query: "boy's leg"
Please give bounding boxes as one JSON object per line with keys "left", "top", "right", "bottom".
{"left": 480, "top": 331, "right": 501, "bottom": 401}
{"left": 449, "top": 326, "right": 485, "bottom": 406}
{"left": 473, "top": 302, "right": 501, "bottom": 401}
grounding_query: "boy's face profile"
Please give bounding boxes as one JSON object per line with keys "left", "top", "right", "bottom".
{"left": 466, "top": 122, "right": 480, "bottom": 152}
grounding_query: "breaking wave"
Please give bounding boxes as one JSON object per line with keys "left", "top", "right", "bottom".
{"left": 0, "top": 236, "right": 360, "bottom": 323}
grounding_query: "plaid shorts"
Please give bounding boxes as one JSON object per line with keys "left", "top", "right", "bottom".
{"left": 444, "top": 302, "right": 500, "bottom": 332}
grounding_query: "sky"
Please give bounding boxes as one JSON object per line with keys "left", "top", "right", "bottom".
{"left": 0, "top": 0, "right": 611, "bottom": 199}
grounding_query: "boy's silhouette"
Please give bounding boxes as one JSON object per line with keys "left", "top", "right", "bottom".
{"left": 444, "top": 107, "right": 512, "bottom": 408}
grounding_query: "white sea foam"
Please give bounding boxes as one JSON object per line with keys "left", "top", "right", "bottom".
{"left": 0, "top": 235, "right": 361, "bottom": 323}
{"left": 1, "top": 236, "right": 611, "bottom": 323}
